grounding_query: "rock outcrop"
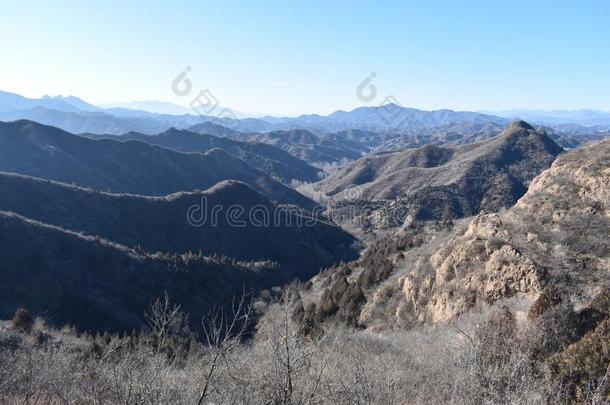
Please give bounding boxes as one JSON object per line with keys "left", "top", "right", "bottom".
{"left": 356, "top": 139, "right": 610, "bottom": 329}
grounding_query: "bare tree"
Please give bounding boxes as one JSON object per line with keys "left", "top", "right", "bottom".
{"left": 197, "top": 291, "right": 252, "bottom": 405}
{"left": 257, "top": 293, "right": 336, "bottom": 404}
{"left": 144, "top": 291, "right": 182, "bottom": 355}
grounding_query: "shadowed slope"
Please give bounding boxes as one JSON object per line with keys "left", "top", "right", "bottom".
{"left": 90, "top": 127, "right": 321, "bottom": 183}
{"left": 0, "top": 210, "right": 280, "bottom": 332}
{"left": 0, "top": 173, "right": 357, "bottom": 276}
{"left": 0, "top": 120, "right": 315, "bottom": 209}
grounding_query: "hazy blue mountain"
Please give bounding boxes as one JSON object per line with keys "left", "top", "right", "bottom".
{"left": 540, "top": 124, "right": 610, "bottom": 149}
{"left": 101, "top": 100, "right": 250, "bottom": 118}
{"left": 101, "top": 100, "right": 196, "bottom": 115}
{"left": 0, "top": 104, "right": 213, "bottom": 135}
{"left": 0, "top": 90, "right": 83, "bottom": 113}
{"left": 319, "top": 105, "right": 509, "bottom": 131}
{"left": 0, "top": 90, "right": 210, "bottom": 134}
{"left": 41, "top": 95, "right": 103, "bottom": 112}
{"left": 0, "top": 107, "right": 181, "bottom": 135}
{"left": 246, "top": 104, "right": 511, "bottom": 133}
{"left": 491, "top": 109, "right": 610, "bottom": 127}
{"left": 371, "top": 121, "right": 507, "bottom": 151}
{"left": 188, "top": 104, "right": 509, "bottom": 134}
{"left": 98, "top": 108, "right": 204, "bottom": 127}
{"left": 5, "top": 89, "right": 609, "bottom": 140}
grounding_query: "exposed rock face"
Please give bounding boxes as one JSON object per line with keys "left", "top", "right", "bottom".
{"left": 359, "top": 216, "right": 544, "bottom": 328}
{"left": 357, "top": 139, "right": 610, "bottom": 330}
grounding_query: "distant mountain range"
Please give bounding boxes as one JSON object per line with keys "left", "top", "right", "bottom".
{"left": 0, "top": 91, "right": 204, "bottom": 134}
{"left": 3, "top": 90, "right": 609, "bottom": 140}
{"left": 101, "top": 100, "right": 250, "bottom": 118}
{"left": 198, "top": 105, "right": 513, "bottom": 134}
{"left": 100, "top": 100, "right": 196, "bottom": 116}
{"left": 0, "top": 90, "right": 101, "bottom": 113}
{"left": 491, "top": 109, "right": 610, "bottom": 127}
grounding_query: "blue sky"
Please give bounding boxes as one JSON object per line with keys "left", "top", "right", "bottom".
{"left": 1, "top": 0, "right": 609, "bottom": 116}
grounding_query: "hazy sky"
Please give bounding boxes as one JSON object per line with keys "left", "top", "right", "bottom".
{"left": 1, "top": 0, "right": 609, "bottom": 116}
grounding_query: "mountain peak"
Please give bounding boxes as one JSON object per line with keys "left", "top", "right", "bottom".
{"left": 161, "top": 127, "right": 188, "bottom": 136}
{"left": 497, "top": 120, "right": 564, "bottom": 156}
{"left": 499, "top": 120, "right": 540, "bottom": 141}
{"left": 508, "top": 120, "right": 535, "bottom": 130}
{"left": 319, "top": 121, "right": 562, "bottom": 226}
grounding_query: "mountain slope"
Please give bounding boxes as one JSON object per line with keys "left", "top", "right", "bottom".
{"left": 188, "top": 121, "right": 240, "bottom": 137}
{"left": 226, "top": 129, "right": 371, "bottom": 164}
{"left": 302, "top": 137, "right": 610, "bottom": 333}
{"left": 89, "top": 128, "right": 320, "bottom": 183}
{"left": 0, "top": 120, "right": 315, "bottom": 208}
{"left": 318, "top": 121, "right": 563, "bottom": 227}
{"left": 373, "top": 121, "right": 507, "bottom": 151}
{"left": 0, "top": 173, "right": 356, "bottom": 276}
{"left": 0, "top": 210, "right": 280, "bottom": 332}
{"left": 359, "top": 137, "right": 610, "bottom": 329}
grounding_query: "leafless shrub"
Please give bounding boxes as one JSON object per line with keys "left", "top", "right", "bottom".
{"left": 196, "top": 291, "right": 252, "bottom": 404}
{"left": 11, "top": 307, "right": 34, "bottom": 333}
{"left": 1, "top": 294, "right": 603, "bottom": 404}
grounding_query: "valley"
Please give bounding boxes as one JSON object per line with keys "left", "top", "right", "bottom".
{"left": 0, "top": 93, "right": 608, "bottom": 404}
{"left": 3, "top": 3, "right": 610, "bottom": 402}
